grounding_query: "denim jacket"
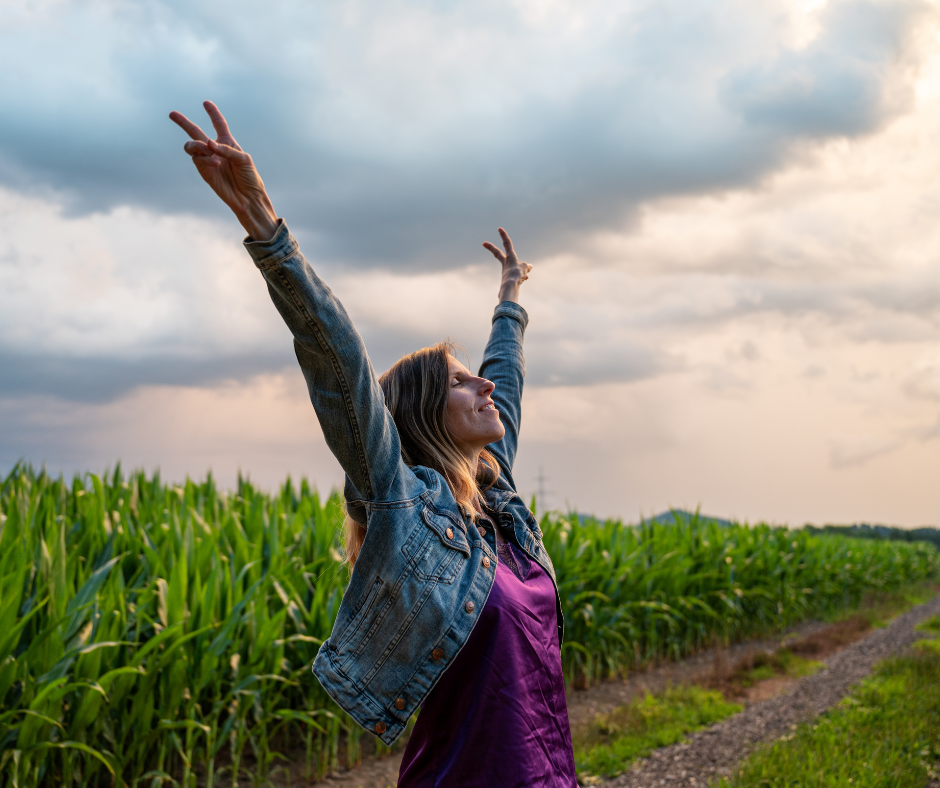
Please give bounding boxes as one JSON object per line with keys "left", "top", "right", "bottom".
{"left": 245, "top": 222, "right": 561, "bottom": 746}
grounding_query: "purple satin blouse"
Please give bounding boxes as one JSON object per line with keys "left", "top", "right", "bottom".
{"left": 398, "top": 541, "right": 578, "bottom": 787}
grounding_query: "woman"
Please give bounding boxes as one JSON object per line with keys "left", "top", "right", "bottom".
{"left": 170, "top": 102, "right": 577, "bottom": 787}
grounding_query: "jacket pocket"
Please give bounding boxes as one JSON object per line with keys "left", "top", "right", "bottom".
{"left": 398, "top": 507, "right": 468, "bottom": 584}
{"left": 331, "top": 575, "right": 388, "bottom": 662}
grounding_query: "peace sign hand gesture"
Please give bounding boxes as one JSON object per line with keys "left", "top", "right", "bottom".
{"left": 169, "top": 101, "right": 279, "bottom": 241}
{"left": 483, "top": 228, "right": 533, "bottom": 305}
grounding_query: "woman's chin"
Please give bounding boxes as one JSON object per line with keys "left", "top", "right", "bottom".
{"left": 487, "top": 424, "right": 506, "bottom": 445}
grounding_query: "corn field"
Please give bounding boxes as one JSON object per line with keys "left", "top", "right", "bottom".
{"left": 0, "top": 465, "right": 937, "bottom": 787}
{"left": 548, "top": 513, "right": 940, "bottom": 685}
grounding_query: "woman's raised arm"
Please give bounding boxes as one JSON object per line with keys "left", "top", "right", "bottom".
{"left": 478, "top": 230, "right": 533, "bottom": 486}
{"left": 169, "top": 102, "right": 417, "bottom": 510}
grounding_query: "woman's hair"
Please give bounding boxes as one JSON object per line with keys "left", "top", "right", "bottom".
{"left": 343, "top": 342, "right": 500, "bottom": 568}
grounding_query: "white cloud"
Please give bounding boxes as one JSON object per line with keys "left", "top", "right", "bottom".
{"left": 0, "top": 189, "right": 273, "bottom": 356}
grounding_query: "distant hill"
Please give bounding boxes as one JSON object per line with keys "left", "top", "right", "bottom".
{"left": 640, "top": 509, "right": 733, "bottom": 528}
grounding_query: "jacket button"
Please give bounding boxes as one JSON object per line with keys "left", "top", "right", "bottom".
{"left": 432, "top": 648, "right": 445, "bottom": 661}
{"left": 445, "top": 527, "right": 454, "bottom": 539}
{"left": 394, "top": 697, "right": 406, "bottom": 710}
{"left": 482, "top": 556, "right": 490, "bottom": 568}
{"left": 375, "top": 721, "right": 387, "bottom": 734}
{"left": 465, "top": 601, "right": 475, "bottom": 613}
{"left": 477, "top": 526, "right": 486, "bottom": 537}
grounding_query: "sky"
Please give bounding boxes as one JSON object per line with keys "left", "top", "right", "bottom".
{"left": 2, "top": 0, "right": 940, "bottom": 526}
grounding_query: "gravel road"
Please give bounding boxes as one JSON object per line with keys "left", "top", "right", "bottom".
{"left": 602, "top": 592, "right": 940, "bottom": 787}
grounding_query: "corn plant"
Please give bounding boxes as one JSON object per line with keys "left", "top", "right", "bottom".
{"left": 0, "top": 464, "right": 357, "bottom": 787}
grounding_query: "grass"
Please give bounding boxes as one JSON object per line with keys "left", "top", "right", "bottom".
{"left": 915, "top": 613, "right": 940, "bottom": 636}
{"left": 827, "top": 581, "right": 939, "bottom": 629}
{"left": 574, "top": 686, "right": 742, "bottom": 783}
{"left": 735, "top": 648, "right": 822, "bottom": 688}
{"left": 914, "top": 615, "right": 940, "bottom": 654}
{"left": 713, "top": 646, "right": 940, "bottom": 788}
{"left": 1, "top": 464, "right": 938, "bottom": 786}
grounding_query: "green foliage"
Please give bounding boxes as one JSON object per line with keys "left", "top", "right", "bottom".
{"left": 839, "top": 583, "right": 938, "bottom": 629}
{"left": 714, "top": 648, "right": 940, "bottom": 788}
{"left": 915, "top": 614, "right": 940, "bottom": 635}
{"left": 0, "top": 465, "right": 937, "bottom": 786}
{"left": 738, "top": 648, "right": 822, "bottom": 687}
{"left": 774, "top": 649, "right": 823, "bottom": 679}
{"left": 803, "top": 522, "right": 940, "bottom": 552}
{"left": 575, "top": 686, "right": 742, "bottom": 781}
{"left": 0, "top": 464, "right": 354, "bottom": 787}
{"left": 543, "top": 511, "right": 940, "bottom": 685}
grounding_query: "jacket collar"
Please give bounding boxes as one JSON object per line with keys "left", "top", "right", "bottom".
{"left": 483, "top": 484, "right": 517, "bottom": 512}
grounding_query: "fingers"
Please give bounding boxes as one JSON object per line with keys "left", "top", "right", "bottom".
{"left": 498, "top": 227, "right": 515, "bottom": 258}
{"left": 192, "top": 154, "right": 222, "bottom": 170}
{"left": 482, "top": 241, "right": 506, "bottom": 263}
{"left": 484, "top": 228, "right": 519, "bottom": 264}
{"left": 205, "top": 138, "right": 251, "bottom": 164}
{"left": 183, "top": 140, "right": 212, "bottom": 157}
{"left": 169, "top": 111, "right": 210, "bottom": 142}
{"left": 203, "top": 100, "right": 234, "bottom": 141}
{"left": 181, "top": 138, "right": 245, "bottom": 170}
{"left": 182, "top": 140, "right": 226, "bottom": 170}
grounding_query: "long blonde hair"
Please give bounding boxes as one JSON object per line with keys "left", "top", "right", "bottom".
{"left": 343, "top": 342, "right": 500, "bottom": 568}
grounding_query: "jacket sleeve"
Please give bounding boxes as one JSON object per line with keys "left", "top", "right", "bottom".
{"left": 244, "top": 221, "right": 417, "bottom": 511}
{"left": 477, "top": 301, "right": 529, "bottom": 487}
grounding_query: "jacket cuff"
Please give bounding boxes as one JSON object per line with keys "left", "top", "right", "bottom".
{"left": 243, "top": 219, "right": 298, "bottom": 270}
{"left": 492, "top": 301, "right": 529, "bottom": 330}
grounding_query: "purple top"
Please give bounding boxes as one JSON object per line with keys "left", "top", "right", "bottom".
{"left": 398, "top": 541, "right": 578, "bottom": 787}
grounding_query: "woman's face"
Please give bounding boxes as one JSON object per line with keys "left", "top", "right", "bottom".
{"left": 445, "top": 356, "right": 505, "bottom": 455}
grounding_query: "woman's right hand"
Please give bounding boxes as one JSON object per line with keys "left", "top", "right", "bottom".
{"left": 483, "top": 228, "right": 533, "bottom": 305}
{"left": 169, "top": 101, "right": 279, "bottom": 242}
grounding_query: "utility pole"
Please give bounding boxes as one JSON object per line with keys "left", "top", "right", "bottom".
{"left": 535, "top": 465, "right": 551, "bottom": 514}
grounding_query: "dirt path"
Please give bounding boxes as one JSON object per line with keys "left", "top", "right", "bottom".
{"left": 602, "top": 591, "right": 940, "bottom": 787}
{"left": 565, "top": 619, "right": 831, "bottom": 732}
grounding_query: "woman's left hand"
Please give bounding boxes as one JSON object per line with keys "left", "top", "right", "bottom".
{"left": 483, "top": 228, "right": 533, "bottom": 304}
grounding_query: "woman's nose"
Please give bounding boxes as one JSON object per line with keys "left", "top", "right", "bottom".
{"left": 480, "top": 377, "right": 495, "bottom": 395}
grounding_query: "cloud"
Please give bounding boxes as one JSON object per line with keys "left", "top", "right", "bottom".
{"left": 829, "top": 432, "right": 902, "bottom": 467}
{"left": 0, "top": 188, "right": 298, "bottom": 400}
{"left": 721, "top": 0, "right": 929, "bottom": 136}
{"left": 0, "top": 351, "right": 291, "bottom": 403}
{"left": 0, "top": 0, "right": 933, "bottom": 268}
{"left": 903, "top": 356, "right": 940, "bottom": 401}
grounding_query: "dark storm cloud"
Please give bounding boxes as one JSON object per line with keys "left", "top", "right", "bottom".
{"left": 0, "top": 350, "right": 296, "bottom": 403}
{"left": 0, "top": 0, "right": 931, "bottom": 270}
{"left": 721, "top": 1, "right": 925, "bottom": 135}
